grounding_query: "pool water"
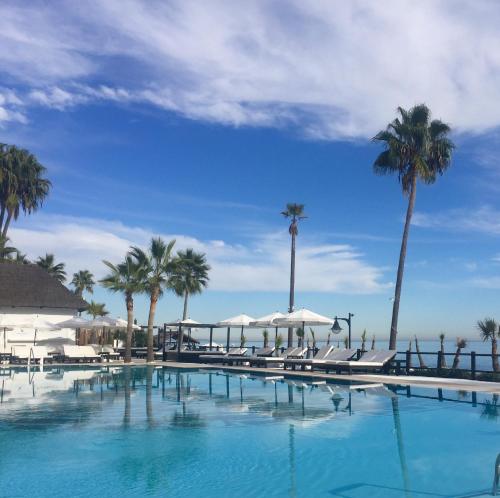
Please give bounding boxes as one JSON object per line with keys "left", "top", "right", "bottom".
{"left": 0, "top": 366, "right": 498, "bottom": 498}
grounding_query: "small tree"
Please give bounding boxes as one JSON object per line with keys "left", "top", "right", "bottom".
{"left": 477, "top": 318, "right": 499, "bottom": 372}
{"left": 360, "top": 329, "right": 367, "bottom": 352}
{"left": 296, "top": 327, "right": 304, "bottom": 347}
{"left": 452, "top": 338, "right": 467, "bottom": 370}
{"left": 439, "top": 333, "right": 447, "bottom": 368}
{"left": 371, "top": 334, "right": 376, "bottom": 350}
{"left": 275, "top": 333, "right": 283, "bottom": 356}
{"left": 262, "top": 329, "right": 269, "bottom": 348}
{"left": 327, "top": 332, "right": 331, "bottom": 345}
{"left": 343, "top": 336, "right": 349, "bottom": 348}
{"left": 240, "top": 334, "right": 246, "bottom": 348}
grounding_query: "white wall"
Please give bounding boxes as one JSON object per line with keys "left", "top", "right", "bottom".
{"left": 0, "top": 307, "right": 78, "bottom": 350}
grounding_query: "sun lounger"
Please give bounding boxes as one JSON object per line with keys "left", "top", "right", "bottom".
{"left": 62, "top": 345, "right": 102, "bottom": 363}
{"left": 30, "top": 346, "right": 52, "bottom": 364}
{"left": 323, "top": 350, "right": 397, "bottom": 374}
{"left": 204, "top": 348, "right": 248, "bottom": 364}
{"left": 249, "top": 347, "right": 307, "bottom": 367}
{"left": 309, "top": 348, "right": 358, "bottom": 371}
{"left": 283, "top": 345, "right": 334, "bottom": 370}
{"left": 91, "top": 345, "right": 120, "bottom": 361}
{"left": 223, "top": 347, "right": 276, "bottom": 365}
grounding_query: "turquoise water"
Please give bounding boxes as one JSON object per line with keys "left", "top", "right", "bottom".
{"left": 0, "top": 366, "right": 499, "bottom": 498}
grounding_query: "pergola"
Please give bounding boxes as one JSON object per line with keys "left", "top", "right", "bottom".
{"left": 163, "top": 321, "right": 222, "bottom": 355}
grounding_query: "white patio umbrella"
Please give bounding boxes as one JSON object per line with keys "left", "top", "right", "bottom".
{"left": 273, "top": 308, "right": 334, "bottom": 347}
{"left": 216, "top": 314, "right": 255, "bottom": 352}
{"left": 2, "top": 315, "right": 61, "bottom": 345}
{"left": 250, "top": 312, "right": 286, "bottom": 346}
{"left": 101, "top": 317, "right": 141, "bottom": 330}
{"left": 57, "top": 316, "right": 92, "bottom": 328}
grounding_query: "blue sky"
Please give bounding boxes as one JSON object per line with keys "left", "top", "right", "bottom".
{"left": 1, "top": 1, "right": 500, "bottom": 343}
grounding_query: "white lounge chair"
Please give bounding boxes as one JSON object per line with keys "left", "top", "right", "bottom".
{"left": 326, "top": 350, "right": 397, "bottom": 374}
{"left": 283, "top": 345, "right": 334, "bottom": 370}
{"left": 223, "top": 347, "right": 275, "bottom": 365}
{"left": 63, "top": 345, "right": 101, "bottom": 363}
{"left": 249, "top": 347, "right": 307, "bottom": 367}
{"left": 204, "top": 348, "right": 248, "bottom": 363}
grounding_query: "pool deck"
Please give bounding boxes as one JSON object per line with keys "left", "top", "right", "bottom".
{"left": 32, "top": 358, "right": 500, "bottom": 394}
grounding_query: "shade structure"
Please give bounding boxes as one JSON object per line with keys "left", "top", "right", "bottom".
{"left": 216, "top": 314, "right": 255, "bottom": 327}
{"left": 273, "top": 308, "right": 333, "bottom": 348}
{"left": 216, "top": 314, "right": 255, "bottom": 352}
{"left": 0, "top": 315, "right": 61, "bottom": 346}
{"left": 101, "top": 317, "right": 141, "bottom": 330}
{"left": 272, "top": 308, "right": 334, "bottom": 327}
{"left": 57, "top": 316, "right": 91, "bottom": 328}
{"left": 249, "top": 312, "right": 286, "bottom": 328}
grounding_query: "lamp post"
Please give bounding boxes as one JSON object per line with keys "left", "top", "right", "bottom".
{"left": 331, "top": 313, "right": 354, "bottom": 348}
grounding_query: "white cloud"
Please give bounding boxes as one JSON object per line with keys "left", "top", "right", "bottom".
{"left": 413, "top": 206, "right": 500, "bottom": 236}
{"left": 8, "top": 214, "right": 389, "bottom": 294}
{"left": 2, "top": 1, "right": 500, "bottom": 137}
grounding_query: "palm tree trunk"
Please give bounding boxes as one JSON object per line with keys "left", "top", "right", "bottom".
{"left": 0, "top": 205, "right": 5, "bottom": 234}
{"left": 125, "top": 293, "right": 134, "bottom": 363}
{"left": 415, "top": 336, "right": 426, "bottom": 368}
{"left": 288, "top": 232, "right": 296, "bottom": 347}
{"left": 452, "top": 347, "right": 462, "bottom": 370}
{"left": 389, "top": 172, "right": 417, "bottom": 350}
{"left": 492, "top": 337, "right": 499, "bottom": 372}
{"left": 146, "top": 291, "right": 158, "bottom": 363}
{"left": 1, "top": 211, "right": 13, "bottom": 238}
{"left": 182, "top": 291, "right": 189, "bottom": 320}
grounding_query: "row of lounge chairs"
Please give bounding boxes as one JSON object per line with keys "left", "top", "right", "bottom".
{"left": 7, "top": 345, "right": 121, "bottom": 364}
{"left": 204, "top": 345, "right": 397, "bottom": 374}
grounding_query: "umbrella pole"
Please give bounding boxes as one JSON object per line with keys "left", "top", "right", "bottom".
{"left": 226, "top": 327, "right": 230, "bottom": 353}
{"left": 240, "top": 325, "right": 244, "bottom": 348}
{"left": 209, "top": 327, "right": 213, "bottom": 351}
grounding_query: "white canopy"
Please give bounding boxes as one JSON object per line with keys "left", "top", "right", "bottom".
{"left": 216, "top": 314, "right": 255, "bottom": 327}
{"left": 102, "top": 317, "right": 141, "bottom": 330}
{"left": 57, "top": 316, "right": 91, "bottom": 328}
{"left": 273, "top": 308, "right": 334, "bottom": 327}
{"left": 250, "top": 312, "right": 286, "bottom": 328}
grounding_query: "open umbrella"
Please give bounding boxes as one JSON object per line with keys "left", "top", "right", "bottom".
{"left": 273, "top": 308, "right": 333, "bottom": 347}
{"left": 57, "top": 316, "right": 92, "bottom": 328}
{"left": 250, "top": 312, "right": 286, "bottom": 346}
{"left": 216, "top": 314, "right": 255, "bottom": 352}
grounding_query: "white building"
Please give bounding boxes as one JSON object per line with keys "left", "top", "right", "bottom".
{"left": 0, "top": 262, "right": 88, "bottom": 350}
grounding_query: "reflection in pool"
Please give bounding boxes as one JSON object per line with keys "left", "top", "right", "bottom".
{"left": 0, "top": 366, "right": 498, "bottom": 497}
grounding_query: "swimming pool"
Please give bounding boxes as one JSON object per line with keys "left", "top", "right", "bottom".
{"left": 0, "top": 366, "right": 498, "bottom": 497}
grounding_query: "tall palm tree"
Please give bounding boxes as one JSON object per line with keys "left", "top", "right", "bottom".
{"left": 282, "top": 203, "right": 307, "bottom": 347}
{"left": 170, "top": 248, "right": 210, "bottom": 321}
{"left": 373, "top": 105, "right": 454, "bottom": 349}
{"left": 71, "top": 270, "right": 95, "bottom": 297}
{"left": 477, "top": 318, "right": 499, "bottom": 372}
{"left": 100, "top": 255, "right": 145, "bottom": 363}
{"left": 86, "top": 300, "right": 109, "bottom": 319}
{"left": 0, "top": 144, "right": 51, "bottom": 238}
{"left": 130, "top": 237, "right": 176, "bottom": 363}
{"left": 439, "top": 333, "right": 447, "bottom": 368}
{"left": 36, "top": 253, "right": 66, "bottom": 283}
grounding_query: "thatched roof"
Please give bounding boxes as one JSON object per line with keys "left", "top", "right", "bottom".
{"left": 0, "top": 262, "right": 87, "bottom": 311}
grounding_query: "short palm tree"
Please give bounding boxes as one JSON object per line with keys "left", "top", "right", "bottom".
{"left": 296, "top": 326, "right": 304, "bottom": 347}
{"left": 36, "top": 253, "right": 66, "bottom": 283}
{"left": 439, "top": 333, "right": 447, "bottom": 368}
{"left": 71, "top": 270, "right": 95, "bottom": 297}
{"left": 0, "top": 144, "right": 51, "bottom": 238}
{"left": 371, "top": 335, "right": 376, "bottom": 350}
{"left": 130, "top": 237, "right": 176, "bottom": 363}
{"left": 100, "top": 255, "right": 145, "bottom": 363}
{"left": 275, "top": 333, "right": 283, "bottom": 356}
{"left": 262, "top": 329, "right": 269, "bottom": 348}
{"left": 14, "top": 251, "right": 29, "bottom": 264}
{"left": 0, "top": 236, "right": 17, "bottom": 260}
{"left": 373, "top": 105, "right": 454, "bottom": 349}
{"left": 452, "top": 338, "right": 467, "bottom": 370}
{"left": 282, "top": 203, "right": 306, "bottom": 347}
{"left": 360, "top": 329, "right": 367, "bottom": 352}
{"left": 477, "top": 318, "right": 499, "bottom": 372}
{"left": 86, "top": 300, "right": 109, "bottom": 319}
{"left": 170, "top": 248, "right": 210, "bottom": 321}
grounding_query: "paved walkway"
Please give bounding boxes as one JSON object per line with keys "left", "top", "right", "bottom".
{"left": 14, "top": 359, "right": 500, "bottom": 394}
